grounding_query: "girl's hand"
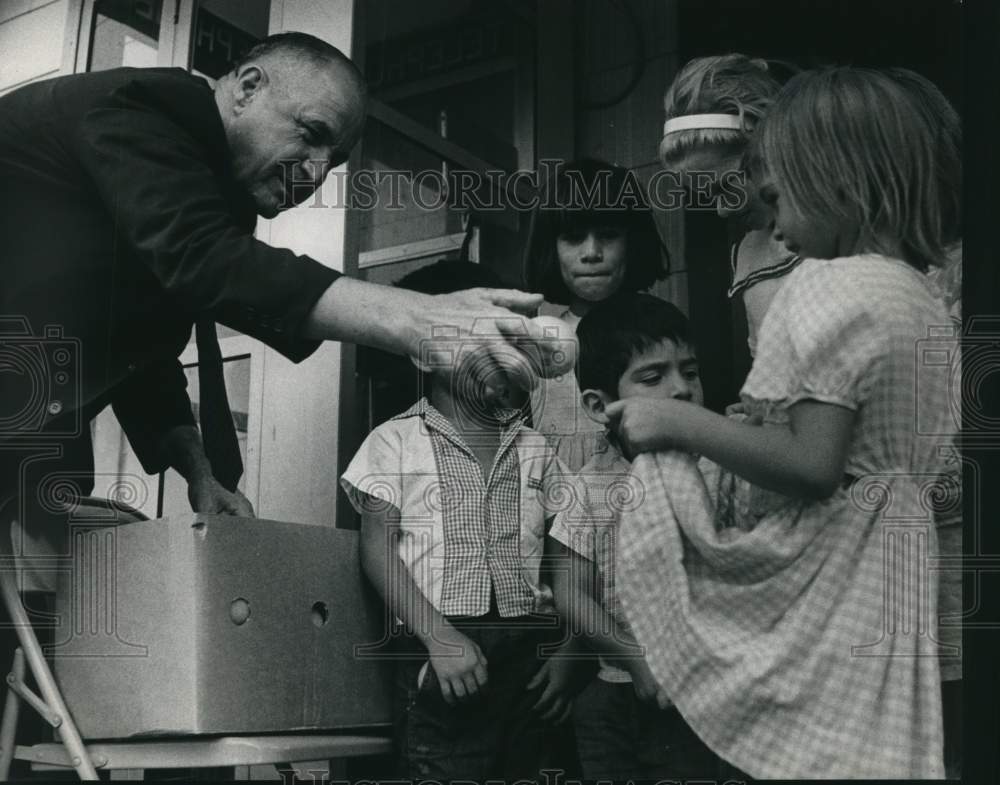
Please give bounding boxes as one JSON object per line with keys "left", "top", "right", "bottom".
{"left": 725, "top": 401, "right": 764, "bottom": 425}
{"left": 724, "top": 401, "right": 748, "bottom": 417}
{"left": 604, "top": 397, "right": 692, "bottom": 457}
{"left": 426, "top": 629, "right": 488, "bottom": 705}
{"left": 627, "top": 658, "right": 672, "bottom": 711}
{"left": 526, "top": 655, "right": 576, "bottom": 724}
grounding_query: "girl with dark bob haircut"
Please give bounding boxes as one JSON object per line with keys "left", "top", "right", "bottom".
{"left": 523, "top": 158, "right": 668, "bottom": 308}
{"left": 522, "top": 158, "right": 670, "bottom": 472}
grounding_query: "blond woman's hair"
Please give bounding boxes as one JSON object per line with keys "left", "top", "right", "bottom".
{"left": 659, "top": 54, "right": 782, "bottom": 168}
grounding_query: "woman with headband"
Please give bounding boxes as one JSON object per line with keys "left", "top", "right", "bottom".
{"left": 659, "top": 54, "right": 798, "bottom": 359}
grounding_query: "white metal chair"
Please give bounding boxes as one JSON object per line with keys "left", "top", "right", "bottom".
{"left": 0, "top": 496, "right": 391, "bottom": 780}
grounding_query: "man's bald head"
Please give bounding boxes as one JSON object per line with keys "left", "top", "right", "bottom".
{"left": 215, "top": 31, "right": 368, "bottom": 217}
{"left": 234, "top": 32, "right": 366, "bottom": 102}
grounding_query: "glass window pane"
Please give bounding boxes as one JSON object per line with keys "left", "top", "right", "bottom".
{"left": 191, "top": 0, "right": 270, "bottom": 82}
{"left": 88, "top": 0, "right": 162, "bottom": 72}
{"left": 359, "top": 6, "right": 526, "bottom": 254}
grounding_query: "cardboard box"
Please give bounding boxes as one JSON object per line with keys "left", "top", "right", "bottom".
{"left": 51, "top": 514, "right": 393, "bottom": 739}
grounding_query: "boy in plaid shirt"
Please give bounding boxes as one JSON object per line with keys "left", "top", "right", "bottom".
{"left": 547, "top": 293, "right": 733, "bottom": 780}
{"left": 341, "top": 260, "right": 576, "bottom": 782}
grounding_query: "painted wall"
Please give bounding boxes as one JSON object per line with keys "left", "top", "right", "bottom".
{"left": 253, "top": 0, "right": 355, "bottom": 526}
{"left": 0, "top": 0, "right": 76, "bottom": 95}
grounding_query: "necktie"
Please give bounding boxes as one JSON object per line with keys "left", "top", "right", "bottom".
{"left": 194, "top": 318, "right": 243, "bottom": 492}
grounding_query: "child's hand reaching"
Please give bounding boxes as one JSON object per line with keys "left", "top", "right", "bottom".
{"left": 425, "top": 629, "right": 489, "bottom": 705}
{"left": 605, "top": 397, "right": 694, "bottom": 457}
{"left": 526, "top": 654, "right": 577, "bottom": 724}
{"left": 725, "top": 401, "right": 748, "bottom": 417}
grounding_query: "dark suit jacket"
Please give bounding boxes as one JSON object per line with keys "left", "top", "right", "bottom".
{"left": 0, "top": 67, "right": 340, "bottom": 495}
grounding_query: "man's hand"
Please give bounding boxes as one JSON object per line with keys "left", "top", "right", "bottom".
{"left": 303, "top": 278, "right": 566, "bottom": 403}
{"left": 187, "top": 475, "right": 255, "bottom": 517}
{"left": 418, "top": 288, "right": 573, "bottom": 405}
{"left": 426, "top": 628, "right": 488, "bottom": 705}
{"left": 159, "top": 425, "right": 255, "bottom": 518}
{"left": 463, "top": 286, "right": 544, "bottom": 317}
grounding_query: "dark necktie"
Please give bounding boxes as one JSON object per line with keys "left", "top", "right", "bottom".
{"left": 194, "top": 318, "right": 243, "bottom": 492}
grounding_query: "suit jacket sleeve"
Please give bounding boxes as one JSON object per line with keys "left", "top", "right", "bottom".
{"left": 68, "top": 72, "right": 340, "bottom": 362}
{"left": 111, "top": 357, "right": 198, "bottom": 475}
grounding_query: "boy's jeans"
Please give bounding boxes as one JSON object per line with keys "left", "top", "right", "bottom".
{"left": 573, "top": 677, "right": 746, "bottom": 782}
{"left": 393, "top": 611, "right": 560, "bottom": 782}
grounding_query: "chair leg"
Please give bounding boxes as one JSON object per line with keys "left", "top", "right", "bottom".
{"left": 0, "top": 648, "right": 24, "bottom": 779}
{"left": 0, "top": 569, "right": 98, "bottom": 780}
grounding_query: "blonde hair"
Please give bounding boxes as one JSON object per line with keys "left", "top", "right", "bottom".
{"left": 753, "top": 67, "right": 961, "bottom": 272}
{"left": 659, "top": 54, "right": 782, "bottom": 168}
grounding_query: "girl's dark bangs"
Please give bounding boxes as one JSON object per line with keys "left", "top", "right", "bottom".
{"left": 552, "top": 204, "right": 634, "bottom": 233}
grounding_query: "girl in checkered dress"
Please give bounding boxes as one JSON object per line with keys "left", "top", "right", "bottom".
{"left": 606, "top": 67, "right": 961, "bottom": 778}
{"left": 659, "top": 56, "right": 965, "bottom": 777}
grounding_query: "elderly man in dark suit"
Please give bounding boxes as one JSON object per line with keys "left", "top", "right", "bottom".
{"left": 0, "top": 31, "right": 544, "bottom": 526}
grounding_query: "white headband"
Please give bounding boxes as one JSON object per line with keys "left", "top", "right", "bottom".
{"left": 662, "top": 113, "right": 744, "bottom": 136}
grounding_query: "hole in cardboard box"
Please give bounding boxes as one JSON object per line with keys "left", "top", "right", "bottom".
{"left": 311, "top": 601, "right": 329, "bottom": 627}
{"left": 230, "top": 597, "right": 251, "bottom": 625}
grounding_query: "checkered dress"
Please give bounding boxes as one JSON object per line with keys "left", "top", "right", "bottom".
{"left": 342, "top": 398, "right": 567, "bottom": 617}
{"left": 926, "top": 241, "right": 964, "bottom": 682}
{"left": 616, "top": 255, "right": 956, "bottom": 778}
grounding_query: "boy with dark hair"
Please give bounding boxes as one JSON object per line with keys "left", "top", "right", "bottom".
{"left": 341, "top": 259, "right": 576, "bottom": 781}
{"left": 548, "top": 292, "right": 723, "bottom": 780}
{"left": 574, "top": 293, "right": 698, "bottom": 409}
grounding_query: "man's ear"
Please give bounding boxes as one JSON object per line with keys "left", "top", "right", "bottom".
{"left": 233, "top": 65, "right": 266, "bottom": 112}
{"left": 580, "top": 389, "right": 614, "bottom": 425}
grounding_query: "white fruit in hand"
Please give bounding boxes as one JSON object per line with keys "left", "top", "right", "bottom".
{"left": 530, "top": 315, "right": 577, "bottom": 378}
{"left": 409, "top": 314, "right": 577, "bottom": 382}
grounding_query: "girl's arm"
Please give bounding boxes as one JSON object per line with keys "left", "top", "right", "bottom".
{"left": 606, "top": 398, "right": 855, "bottom": 500}
{"left": 359, "top": 502, "right": 488, "bottom": 704}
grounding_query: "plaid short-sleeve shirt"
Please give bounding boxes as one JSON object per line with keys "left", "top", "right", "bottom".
{"left": 549, "top": 436, "right": 642, "bottom": 683}
{"left": 342, "top": 398, "right": 567, "bottom": 617}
